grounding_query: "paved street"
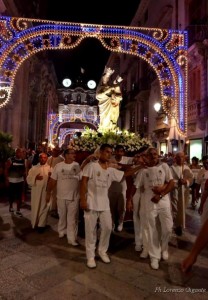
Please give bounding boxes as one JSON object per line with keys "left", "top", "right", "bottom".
{"left": 0, "top": 194, "right": 208, "bottom": 300}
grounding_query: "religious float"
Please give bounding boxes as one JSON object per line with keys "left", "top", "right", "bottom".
{"left": 67, "top": 67, "right": 152, "bottom": 162}
{"left": 71, "top": 127, "right": 152, "bottom": 164}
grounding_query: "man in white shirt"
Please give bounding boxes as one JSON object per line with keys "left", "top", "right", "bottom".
{"left": 80, "top": 143, "right": 143, "bottom": 269}
{"left": 126, "top": 146, "right": 149, "bottom": 253}
{"left": 136, "top": 147, "right": 175, "bottom": 270}
{"left": 46, "top": 149, "right": 81, "bottom": 246}
{"left": 80, "top": 144, "right": 124, "bottom": 268}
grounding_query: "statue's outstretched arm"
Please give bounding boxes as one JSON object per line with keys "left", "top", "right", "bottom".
{"left": 102, "top": 67, "right": 115, "bottom": 85}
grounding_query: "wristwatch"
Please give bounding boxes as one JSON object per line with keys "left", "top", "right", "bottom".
{"left": 159, "top": 194, "right": 163, "bottom": 199}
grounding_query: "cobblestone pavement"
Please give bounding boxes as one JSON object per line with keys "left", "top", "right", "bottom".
{"left": 0, "top": 195, "right": 207, "bottom": 300}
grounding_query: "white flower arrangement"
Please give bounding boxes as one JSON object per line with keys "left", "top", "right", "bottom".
{"left": 70, "top": 127, "right": 152, "bottom": 153}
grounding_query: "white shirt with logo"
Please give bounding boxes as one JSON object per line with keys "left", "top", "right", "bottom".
{"left": 82, "top": 162, "right": 124, "bottom": 211}
{"left": 51, "top": 161, "right": 81, "bottom": 200}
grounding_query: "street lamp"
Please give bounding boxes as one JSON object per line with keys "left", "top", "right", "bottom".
{"left": 153, "top": 102, "right": 161, "bottom": 113}
{"left": 153, "top": 101, "right": 169, "bottom": 154}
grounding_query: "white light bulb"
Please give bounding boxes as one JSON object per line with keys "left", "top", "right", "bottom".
{"left": 154, "top": 102, "right": 161, "bottom": 112}
{"left": 87, "top": 80, "right": 96, "bottom": 89}
{"left": 62, "top": 78, "right": 72, "bottom": 87}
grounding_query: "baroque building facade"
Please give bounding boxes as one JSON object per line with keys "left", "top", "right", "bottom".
{"left": 48, "top": 85, "right": 98, "bottom": 148}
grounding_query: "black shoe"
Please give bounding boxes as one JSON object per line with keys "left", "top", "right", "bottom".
{"left": 174, "top": 226, "right": 182, "bottom": 236}
{"left": 191, "top": 203, "right": 196, "bottom": 210}
{"left": 37, "top": 227, "right": 45, "bottom": 234}
{"left": 15, "top": 211, "right": 23, "bottom": 217}
{"left": 51, "top": 211, "right": 59, "bottom": 219}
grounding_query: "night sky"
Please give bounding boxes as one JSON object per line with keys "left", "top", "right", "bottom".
{"left": 42, "top": 1, "right": 141, "bottom": 86}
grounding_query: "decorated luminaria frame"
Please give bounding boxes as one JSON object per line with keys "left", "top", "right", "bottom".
{"left": 49, "top": 113, "right": 97, "bottom": 147}
{"left": 0, "top": 17, "right": 187, "bottom": 136}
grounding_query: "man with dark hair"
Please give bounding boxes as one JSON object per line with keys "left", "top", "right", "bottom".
{"left": 46, "top": 148, "right": 81, "bottom": 245}
{"left": 80, "top": 143, "right": 142, "bottom": 268}
{"left": 5, "top": 148, "right": 26, "bottom": 217}
{"left": 127, "top": 145, "right": 149, "bottom": 252}
{"left": 32, "top": 145, "right": 44, "bottom": 166}
{"left": 136, "top": 147, "right": 175, "bottom": 270}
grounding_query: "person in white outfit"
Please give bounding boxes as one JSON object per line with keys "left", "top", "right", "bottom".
{"left": 80, "top": 144, "right": 124, "bottom": 268}
{"left": 26, "top": 153, "right": 51, "bottom": 233}
{"left": 170, "top": 152, "right": 194, "bottom": 236}
{"left": 46, "top": 148, "right": 81, "bottom": 246}
{"left": 126, "top": 146, "right": 149, "bottom": 252}
{"left": 136, "top": 147, "right": 175, "bottom": 270}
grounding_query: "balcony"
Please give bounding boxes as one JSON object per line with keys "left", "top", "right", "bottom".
{"left": 188, "top": 100, "right": 208, "bottom": 132}
{"left": 188, "top": 101, "right": 201, "bottom": 121}
{"left": 199, "top": 99, "right": 208, "bottom": 118}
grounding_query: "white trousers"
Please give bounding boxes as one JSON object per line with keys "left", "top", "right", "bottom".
{"left": 84, "top": 210, "right": 112, "bottom": 259}
{"left": 132, "top": 191, "right": 142, "bottom": 248}
{"left": 147, "top": 206, "right": 173, "bottom": 260}
{"left": 139, "top": 195, "right": 149, "bottom": 251}
{"left": 57, "top": 198, "right": 79, "bottom": 243}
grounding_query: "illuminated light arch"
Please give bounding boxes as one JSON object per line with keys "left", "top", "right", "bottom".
{"left": 57, "top": 121, "right": 97, "bottom": 146}
{"left": 49, "top": 114, "right": 97, "bottom": 146}
{"left": 0, "top": 17, "right": 187, "bottom": 135}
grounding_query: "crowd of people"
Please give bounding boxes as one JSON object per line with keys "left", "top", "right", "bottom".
{"left": 1, "top": 143, "right": 208, "bottom": 273}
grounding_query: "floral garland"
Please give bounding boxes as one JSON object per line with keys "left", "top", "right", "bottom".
{"left": 71, "top": 127, "right": 152, "bottom": 153}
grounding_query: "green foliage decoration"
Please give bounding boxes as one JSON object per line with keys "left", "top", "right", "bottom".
{"left": 71, "top": 127, "right": 152, "bottom": 153}
{"left": 0, "top": 131, "right": 14, "bottom": 162}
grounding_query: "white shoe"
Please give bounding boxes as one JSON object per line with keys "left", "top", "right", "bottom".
{"left": 162, "top": 250, "right": 169, "bottom": 261}
{"left": 117, "top": 223, "right": 123, "bottom": 232}
{"left": 99, "top": 252, "right": 111, "bottom": 264}
{"left": 59, "top": 233, "right": 65, "bottom": 238}
{"left": 87, "top": 258, "right": 96, "bottom": 269}
{"left": 135, "top": 245, "right": 142, "bottom": 252}
{"left": 68, "top": 240, "right": 79, "bottom": 246}
{"left": 140, "top": 249, "right": 149, "bottom": 259}
{"left": 150, "top": 258, "right": 159, "bottom": 270}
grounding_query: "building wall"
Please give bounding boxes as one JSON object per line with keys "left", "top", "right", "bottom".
{"left": 106, "top": 0, "right": 208, "bottom": 156}
{"left": 0, "top": 0, "right": 58, "bottom": 150}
